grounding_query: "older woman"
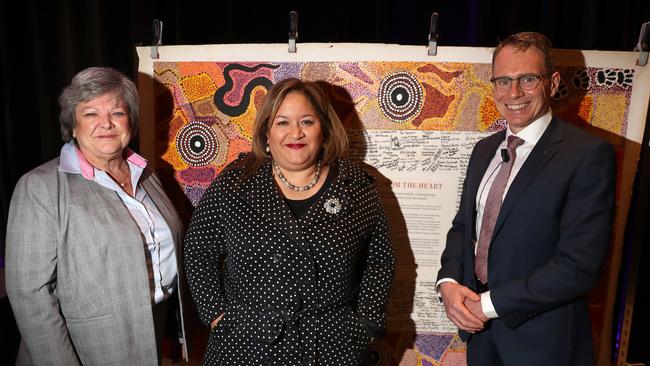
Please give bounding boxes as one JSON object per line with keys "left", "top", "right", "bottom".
{"left": 5, "top": 67, "right": 189, "bottom": 365}
{"left": 184, "top": 78, "right": 395, "bottom": 365}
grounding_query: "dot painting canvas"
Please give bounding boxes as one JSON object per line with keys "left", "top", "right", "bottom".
{"left": 137, "top": 43, "right": 650, "bottom": 365}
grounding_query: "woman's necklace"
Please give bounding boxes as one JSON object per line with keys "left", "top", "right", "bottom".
{"left": 273, "top": 160, "right": 322, "bottom": 192}
{"left": 110, "top": 161, "right": 130, "bottom": 189}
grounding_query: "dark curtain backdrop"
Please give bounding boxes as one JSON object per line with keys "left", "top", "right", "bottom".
{"left": 1, "top": 0, "right": 649, "bottom": 364}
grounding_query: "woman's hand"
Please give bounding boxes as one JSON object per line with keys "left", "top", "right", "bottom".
{"left": 210, "top": 313, "right": 225, "bottom": 330}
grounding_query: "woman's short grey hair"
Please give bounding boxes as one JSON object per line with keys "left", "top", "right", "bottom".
{"left": 58, "top": 67, "right": 139, "bottom": 143}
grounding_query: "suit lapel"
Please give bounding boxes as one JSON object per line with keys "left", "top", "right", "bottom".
{"left": 239, "top": 162, "right": 303, "bottom": 240}
{"left": 468, "top": 131, "right": 506, "bottom": 217}
{"left": 492, "top": 118, "right": 563, "bottom": 239}
{"left": 299, "top": 161, "right": 353, "bottom": 227}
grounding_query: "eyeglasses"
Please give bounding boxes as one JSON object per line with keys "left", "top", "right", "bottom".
{"left": 490, "top": 74, "right": 547, "bottom": 92}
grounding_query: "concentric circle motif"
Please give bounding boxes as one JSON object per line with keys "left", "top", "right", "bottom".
{"left": 378, "top": 72, "right": 423, "bottom": 123}
{"left": 176, "top": 122, "right": 218, "bottom": 166}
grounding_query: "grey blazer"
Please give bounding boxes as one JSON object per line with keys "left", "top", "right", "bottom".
{"left": 5, "top": 157, "right": 189, "bottom": 365}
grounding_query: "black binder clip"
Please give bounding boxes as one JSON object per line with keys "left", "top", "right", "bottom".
{"left": 288, "top": 11, "right": 298, "bottom": 53}
{"left": 151, "top": 19, "right": 163, "bottom": 59}
{"left": 428, "top": 12, "right": 439, "bottom": 56}
{"left": 635, "top": 21, "right": 650, "bottom": 66}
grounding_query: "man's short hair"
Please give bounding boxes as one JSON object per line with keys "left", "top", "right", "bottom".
{"left": 492, "top": 32, "right": 555, "bottom": 74}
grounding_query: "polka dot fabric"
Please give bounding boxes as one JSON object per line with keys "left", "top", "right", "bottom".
{"left": 184, "top": 157, "right": 395, "bottom": 366}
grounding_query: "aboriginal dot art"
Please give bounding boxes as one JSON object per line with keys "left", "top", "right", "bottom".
{"left": 149, "top": 58, "right": 637, "bottom": 366}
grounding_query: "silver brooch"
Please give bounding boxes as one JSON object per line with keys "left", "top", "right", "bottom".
{"left": 324, "top": 198, "right": 342, "bottom": 214}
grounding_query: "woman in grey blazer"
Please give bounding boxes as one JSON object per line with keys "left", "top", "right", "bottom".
{"left": 184, "top": 78, "right": 395, "bottom": 365}
{"left": 5, "top": 67, "right": 189, "bottom": 365}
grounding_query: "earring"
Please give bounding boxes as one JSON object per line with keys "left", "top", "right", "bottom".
{"left": 265, "top": 144, "right": 270, "bottom": 154}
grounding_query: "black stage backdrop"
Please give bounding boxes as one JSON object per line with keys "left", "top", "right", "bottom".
{"left": 1, "top": 0, "right": 649, "bottom": 364}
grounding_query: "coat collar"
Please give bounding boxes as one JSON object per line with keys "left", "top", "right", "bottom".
{"left": 58, "top": 141, "right": 148, "bottom": 181}
{"left": 240, "top": 162, "right": 299, "bottom": 238}
{"left": 300, "top": 160, "right": 357, "bottom": 227}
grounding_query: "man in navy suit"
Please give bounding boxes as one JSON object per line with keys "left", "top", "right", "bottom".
{"left": 437, "top": 32, "right": 616, "bottom": 365}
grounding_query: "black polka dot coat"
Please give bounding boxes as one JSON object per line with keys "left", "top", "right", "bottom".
{"left": 184, "top": 158, "right": 395, "bottom": 366}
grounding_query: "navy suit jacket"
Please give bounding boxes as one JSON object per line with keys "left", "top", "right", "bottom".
{"left": 437, "top": 117, "right": 616, "bottom": 364}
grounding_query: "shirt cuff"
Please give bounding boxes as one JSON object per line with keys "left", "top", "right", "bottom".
{"left": 480, "top": 291, "right": 499, "bottom": 318}
{"left": 435, "top": 278, "right": 458, "bottom": 301}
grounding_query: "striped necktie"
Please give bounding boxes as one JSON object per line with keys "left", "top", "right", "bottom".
{"left": 475, "top": 135, "right": 525, "bottom": 285}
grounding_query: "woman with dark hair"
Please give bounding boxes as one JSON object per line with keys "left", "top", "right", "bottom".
{"left": 184, "top": 77, "right": 395, "bottom": 365}
{"left": 5, "top": 66, "right": 189, "bottom": 365}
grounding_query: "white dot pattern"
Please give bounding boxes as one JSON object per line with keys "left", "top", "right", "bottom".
{"left": 184, "top": 157, "right": 395, "bottom": 366}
